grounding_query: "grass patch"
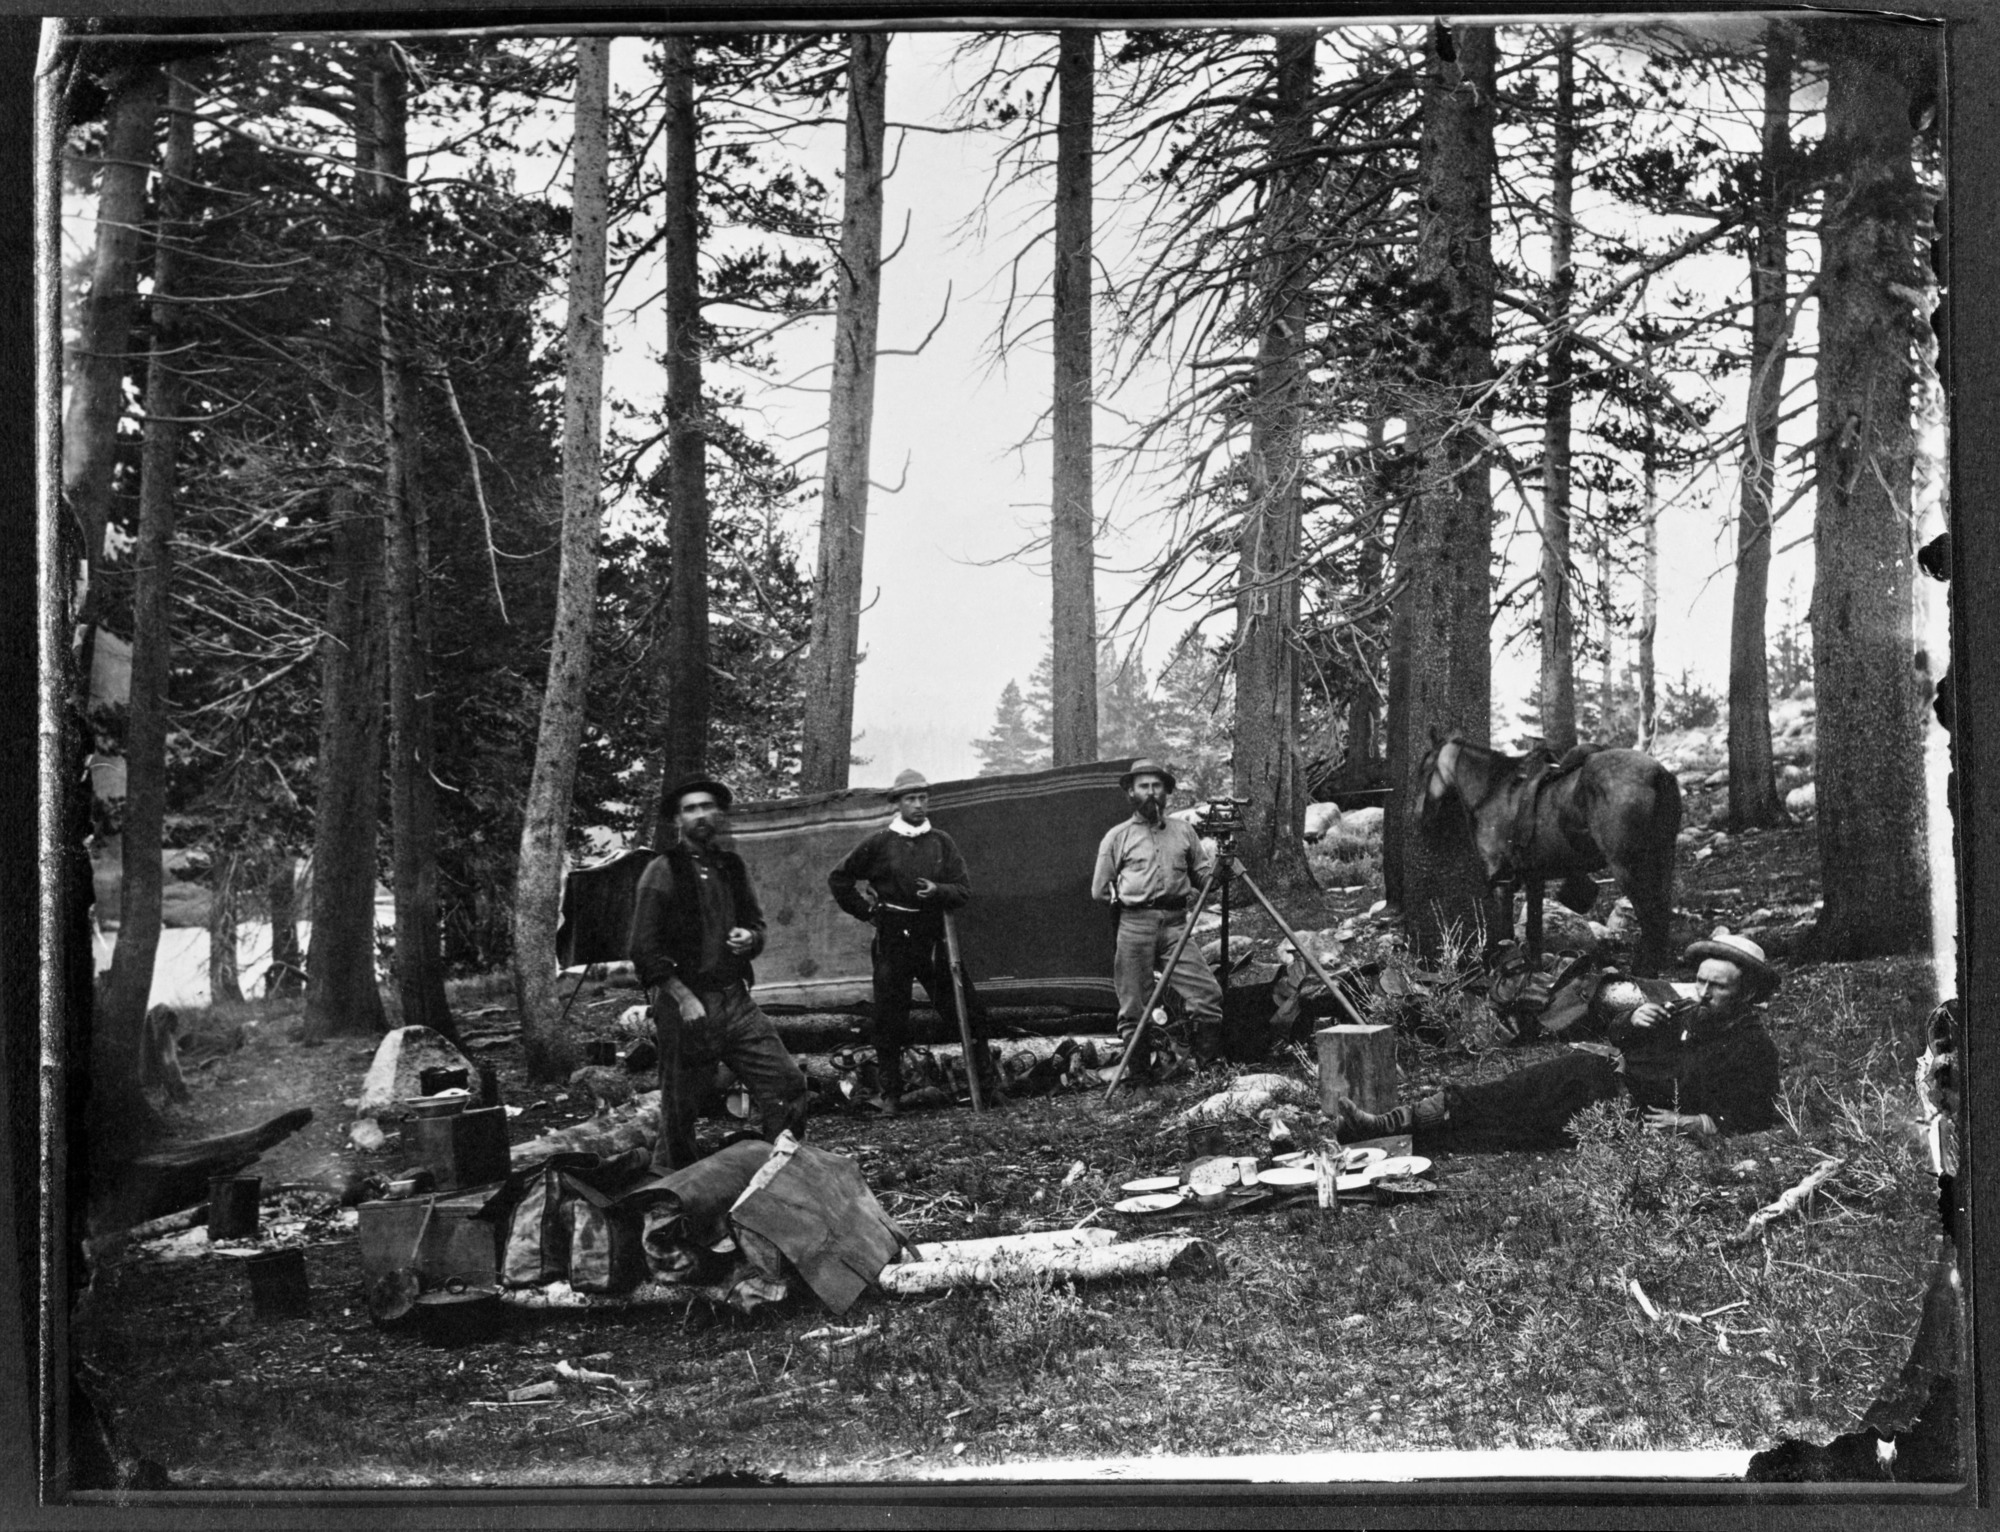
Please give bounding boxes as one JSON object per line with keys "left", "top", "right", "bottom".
{"left": 74, "top": 942, "right": 1942, "bottom": 1485}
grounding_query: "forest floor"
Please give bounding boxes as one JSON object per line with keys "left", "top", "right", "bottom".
{"left": 70, "top": 777, "right": 1948, "bottom": 1490}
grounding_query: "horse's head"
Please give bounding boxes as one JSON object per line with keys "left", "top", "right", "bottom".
{"left": 1415, "top": 733, "right": 1460, "bottom": 828}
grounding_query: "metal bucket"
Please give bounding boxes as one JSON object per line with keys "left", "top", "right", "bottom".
{"left": 207, "top": 1175, "right": 261, "bottom": 1240}
{"left": 246, "top": 1248, "right": 311, "bottom": 1320}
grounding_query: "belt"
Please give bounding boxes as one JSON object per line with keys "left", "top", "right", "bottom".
{"left": 1121, "top": 895, "right": 1188, "bottom": 914}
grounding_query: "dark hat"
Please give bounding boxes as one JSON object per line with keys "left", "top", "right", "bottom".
{"left": 884, "top": 769, "right": 931, "bottom": 800}
{"left": 1119, "top": 758, "right": 1178, "bottom": 793}
{"left": 663, "top": 773, "right": 733, "bottom": 814}
{"left": 1684, "top": 928, "right": 1778, "bottom": 995}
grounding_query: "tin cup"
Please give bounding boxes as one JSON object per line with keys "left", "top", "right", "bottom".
{"left": 1235, "top": 1155, "right": 1260, "bottom": 1188}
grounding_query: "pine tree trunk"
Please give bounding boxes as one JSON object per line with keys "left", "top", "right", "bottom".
{"left": 208, "top": 851, "right": 242, "bottom": 1005}
{"left": 303, "top": 59, "right": 390, "bottom": 1042}
{"left": 1809, "top": 36, "right": 1931, "bottom": 958}
{"left": 265, "top": 855, "right": 305, "bottom": 998}
{"left": 1048, "top": 29, "right": 1099, "bottom": 768}
{"left": 1728, "top": 25, "right": 1794, "bottom": 829}
{"left": 1388, "top": 23, "right": 1497, "bottom": 958}
{"left": 94, "top": 67, "right": 195, "bottom": 1150}
{"left": 658, "top": 35, "right": 713, "bottom": 810}
{"left": 1231, "top": 29, "right": 1318, "bottom": 894}
{"left": 1636, "top": 457, "right": 1660, "bottom": 751}
{"left": 371, "top": 49, "right": 456, "bottom": 1044}
{"left": 1337, "top": 417, "right": 1390, "bottom": 794}
{"left": 1537, "top": 28, "right": 1578, "bottom": 755}
{"left": 514, "top": 36, "right": 611, "bottom": 1083}
{"left": 63, "top": 64, "right": 164, "bottom": 622}
{"left": 799, "top": 33, "right": 889, "bottom": 793}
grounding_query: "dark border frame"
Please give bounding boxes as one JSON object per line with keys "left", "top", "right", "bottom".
{"left": 7, "top": 4, "right": 1991, "bottom": 1526}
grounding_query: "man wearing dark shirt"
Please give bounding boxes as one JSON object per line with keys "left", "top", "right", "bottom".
{"left": 1337, "top": 931, "right": 1784, "bottom": 1149}
{"left": 828, "top": 770, "right": 995, "bottom": 1111}
{"left": 628, "top": 775, "right": 808, "bottom": 1172}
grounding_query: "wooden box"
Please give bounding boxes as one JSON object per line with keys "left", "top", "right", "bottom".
{"left": 358, "top": 1183, "right": 504, "bottom": 1296}
{"left": 403, "top": 1106, "right": 510, "bottom": 1192}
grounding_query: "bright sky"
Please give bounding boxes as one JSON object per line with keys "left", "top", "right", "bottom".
{"left": 595, "top": 27, "right": 1869, "bottom": 784}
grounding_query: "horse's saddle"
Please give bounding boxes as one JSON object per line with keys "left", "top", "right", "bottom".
{"left": 1504, "top": 744, "right": 1605, "bottom": 884}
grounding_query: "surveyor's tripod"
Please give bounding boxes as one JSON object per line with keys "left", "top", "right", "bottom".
{"left": 1102, "top": 844, "right": 1362, "bottom": 1097}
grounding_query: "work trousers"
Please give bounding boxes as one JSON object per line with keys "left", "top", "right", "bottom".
{"left": 1113, "top": 908, "right": 1225, "bottom": 1032}
{"left": 870, "top": 911, "right": 990, "bottom": 1096}
{"left": 649, "top": 981, "right": 809, "bottom": 1174}
{"left": 1434, "top": 1049, "right": 1626, "bottom": 1151}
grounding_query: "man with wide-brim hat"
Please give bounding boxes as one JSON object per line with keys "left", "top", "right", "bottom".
{"left": 629, "top": 773, "right": 808, "bottom": 1171}
{"left": 1337, "top": 928, "right": 1783, "bottom": 1149}
{"left": 828, "top": 770, "right": 997, "bottom": 1112}
{"left": 1091, "top": 759, "right": 1226, "bottom": 1066}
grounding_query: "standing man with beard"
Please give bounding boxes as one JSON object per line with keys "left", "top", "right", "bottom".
{"left": 629, "top": 775, "right": 808, "bottom": 1172}
{"left": 1091, "top": 759, "right": 1227, "bottom": 1066}
{"left": 828, "top": 770, "right": 998, "bottom": 1112}
{"left": 1336, "top": 930, "right": 1783, "bottom": 1148}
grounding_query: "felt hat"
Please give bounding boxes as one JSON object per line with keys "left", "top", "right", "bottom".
{"left": 1684, "top": 928, "right": 1778, "bottom": 995}
{"left": 884, "top": 769, "right": 931, "bottom": 801}
{"left": 663, "top": 773, "right": 734, "bottom": 815}
{"left": 1119, "top": 758, "right": 1178, "bottom": 793}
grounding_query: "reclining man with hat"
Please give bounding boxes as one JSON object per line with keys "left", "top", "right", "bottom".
{"left": 629, "top": 774, "right": 809, "bottom": 1172}
{"left": 1338, "top": 930, "right": 1783, "bottom": 1149}
{"left": 828, "top": 770, "right": 998, "bottom": 1113}
{"left": 1091, "top": 759, "right": 1227, "bottom": 1067}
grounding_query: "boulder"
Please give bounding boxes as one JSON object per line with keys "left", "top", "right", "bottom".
{"left": 1199, "top": 934, "right": 1262, "bottom": 971}
{"left": 355, "top": 1025, "right": 477, "bottom": 1122}
{"left": 1786, "top": 781, "right": 1816, "bottom": 818}
{"left": 1340, "top": 805, "right": 1385, "bottom": 837}
{"left": 1605, "top": 897, "right": 1639, "bottom": 938}
{"left": 1704, "top": 768, "right": 1730, "bottom": 789}
{"left": 1303, "top": 803, "right": 1341, "bottom": 843}
{"left": 1516, "top": 902, "right": 1601, "bottom": 954}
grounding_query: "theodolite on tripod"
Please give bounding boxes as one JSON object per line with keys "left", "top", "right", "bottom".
{"left": 1103, "top": 795, "right": 1363, "bottom": 1096}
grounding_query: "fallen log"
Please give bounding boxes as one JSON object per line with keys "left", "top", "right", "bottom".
{"left": 509, "top": 1093, "right": 662, "bottom": 1168}
{"left": 84, "top": 1202, "right": 208, "bottom": 1263}
{"left": 98, "top": 1107, "right": 314, "bottom": 1231}
{"left": 876, "top": 1235, "right": 1215, "bottom": 1297}
{"left": 1746, "top": 1156, "right": 1844, "bottom": 1237}
{"left": 905, "top": 1227, "right": 1118, "bottom": 1264}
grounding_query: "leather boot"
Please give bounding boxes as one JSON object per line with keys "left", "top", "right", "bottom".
{"left": 1337, "top": 1092, "right": 1448, "bottom": 1142}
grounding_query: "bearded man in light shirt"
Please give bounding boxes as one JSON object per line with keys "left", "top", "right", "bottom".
{"left": 1090, "top": 759, "right": 1227, "bottom": 1066}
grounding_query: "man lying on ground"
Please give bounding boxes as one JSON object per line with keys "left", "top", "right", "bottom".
{"left": 1337, "top": 930, "right": 1782, "bottom": 1150}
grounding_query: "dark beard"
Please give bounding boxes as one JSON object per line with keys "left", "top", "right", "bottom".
{"left": 1135, "top": 798, "right": 1163, "bottom": 823}
{"left": 684, "top": 819, "right": 721, "bottom": 848}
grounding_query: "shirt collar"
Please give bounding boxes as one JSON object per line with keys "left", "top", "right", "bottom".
{"left": 887, "top": 815, "right": 931, "bottom": 839}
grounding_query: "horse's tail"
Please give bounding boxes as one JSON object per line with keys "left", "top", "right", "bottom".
{"left": 1650, "top": 761, "right": 1683, "bottom": 844}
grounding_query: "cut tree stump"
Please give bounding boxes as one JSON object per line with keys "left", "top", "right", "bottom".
{"left": 1316, "top": 1023, "right": 1397, "bottom": 1116}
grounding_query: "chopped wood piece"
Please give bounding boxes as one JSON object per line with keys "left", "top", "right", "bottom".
{"left": 1746, "top": 1156, "right": 1843, "bottom": 1235}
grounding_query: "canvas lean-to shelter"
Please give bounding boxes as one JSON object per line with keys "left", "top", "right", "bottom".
{"left": 557, "top": 760, "right": 1140, "bottom": 1010}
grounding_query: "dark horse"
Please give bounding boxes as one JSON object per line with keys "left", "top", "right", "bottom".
{"left": 1417, "top": 735, "right": 1682, "bottom": 973}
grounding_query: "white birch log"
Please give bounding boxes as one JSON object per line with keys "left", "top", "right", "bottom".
{"left": 905, "top": 1227, "right": 1118, "bottom": 1264}
{"left": 876, "top": 1236, "right": 1214, "bottom": 1296}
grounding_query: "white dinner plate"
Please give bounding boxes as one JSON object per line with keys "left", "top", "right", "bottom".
{"left": 1120, "top": 1175, "right": 1182, "bottom": 1195}
{"left": 1255, "top": 1165, "right": 1317, "bottom": 1190}
{"left": 1113, "top": 1192, "right": 1187, "bottom": 1215}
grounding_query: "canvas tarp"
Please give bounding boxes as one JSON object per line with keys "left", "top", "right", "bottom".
{"left": 557, "top": 759, "right": 1138, "bottom": 1010}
